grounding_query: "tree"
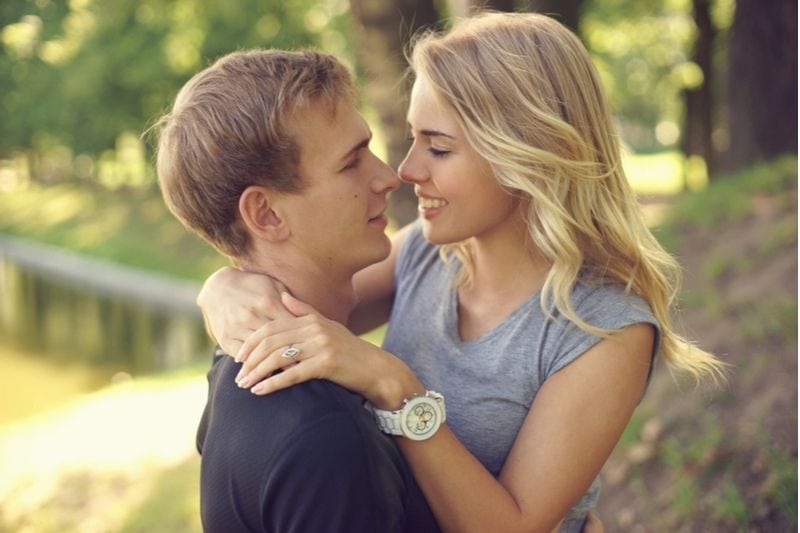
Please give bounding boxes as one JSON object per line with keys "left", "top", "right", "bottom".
{"left": 682, "top": 0, "right": 716, "bottom": 176}
{"left": 449, "top": 0, "right": 515, "bottom": 18}
{"left": 524, "top": 0, "right": 583, "bottom": 33}
{"left": 725, "top": 0, "right": 797, "bottom": 172}
{"left": 348, "top": 0, "right": 440, "bottom": 224}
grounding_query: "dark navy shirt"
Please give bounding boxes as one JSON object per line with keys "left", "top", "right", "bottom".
{"left": 197, "top": 351, "right": 439, "bottom": 533}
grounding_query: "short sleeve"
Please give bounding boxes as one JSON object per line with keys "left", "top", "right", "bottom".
{"left": 544, "top": 284, "right": 660, "bottom": 379}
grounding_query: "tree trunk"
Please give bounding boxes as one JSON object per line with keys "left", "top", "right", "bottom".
{"left": 725, "top": 0, "right": 797, "bottom": 172}
{"left": 682, "top": 0, "right": 716, "bottom": 177}
{"left": 448, "top": 0, "right": 515, "bottom": 18}
{"left": 523, "top": 0, "right": 584, "bottom": 33}
{"left": 349, "top": 0, "right": 440, "bottom": 226}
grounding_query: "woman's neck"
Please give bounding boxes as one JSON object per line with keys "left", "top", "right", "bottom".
{"left": 455, "top": 215, "right": 551, "bottom": 342}
{"left": 465, "top": 215, "right": 550, "bottom": 299}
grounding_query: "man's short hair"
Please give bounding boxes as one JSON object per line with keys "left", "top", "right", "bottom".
{"left": 152, "top": 49, "right": 356, "bottom": 259}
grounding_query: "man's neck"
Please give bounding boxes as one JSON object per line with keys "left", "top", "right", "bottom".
{"left": 239, "top": 253, "right": 356, "bottom": 325}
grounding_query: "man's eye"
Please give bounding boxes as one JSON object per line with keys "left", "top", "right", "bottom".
{"left": 342, "top": 158, "right": 360, "bottom": 171}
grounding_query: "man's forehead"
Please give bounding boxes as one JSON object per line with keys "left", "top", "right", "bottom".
{"left": 292, "top": 99, "right": 370, "bottom": 163}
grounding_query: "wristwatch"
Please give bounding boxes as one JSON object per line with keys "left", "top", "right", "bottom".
{"left": 366, "top": 391, "right": 446, "bottom": 441}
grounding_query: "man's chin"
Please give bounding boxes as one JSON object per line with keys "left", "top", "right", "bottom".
{"left": 360, "top": 238, "right": 392, "bottom": 268}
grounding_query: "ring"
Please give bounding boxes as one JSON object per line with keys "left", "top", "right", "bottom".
{"left": 281, "top": 346, "right": 302, "bottom": 360}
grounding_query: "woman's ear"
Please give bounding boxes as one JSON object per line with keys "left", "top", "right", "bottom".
{"left": 239, "top": 185, "right": 290, "bottom": 242}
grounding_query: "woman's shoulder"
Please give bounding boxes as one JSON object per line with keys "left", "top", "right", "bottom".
{"left": 571, "top": 276, "right": 655, "bottom": 329}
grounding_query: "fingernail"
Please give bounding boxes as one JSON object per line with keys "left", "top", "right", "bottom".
{"left": 238, "top": 376, "right": 251, "bottom": 388}
{"left": 235, "top": 369, "right": 245, "bottom": 382}
{"left": 251, "top": 384, "right": 263, "bottom": 395}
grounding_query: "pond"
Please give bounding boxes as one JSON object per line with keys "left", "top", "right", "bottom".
{"left": 0, "top": 235, "right": 213, "bottom": 375}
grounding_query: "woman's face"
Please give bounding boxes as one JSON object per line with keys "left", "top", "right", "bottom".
{"left": 398, "top": 77, "right": 519, "bottom": 245}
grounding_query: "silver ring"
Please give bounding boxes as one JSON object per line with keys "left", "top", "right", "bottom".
{"left": 281, "top": 346, "right": 302, "bottom": 360}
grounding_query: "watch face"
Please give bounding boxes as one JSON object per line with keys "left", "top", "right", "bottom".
{"left": 403, "top": 397, "right": 441, "bottom": 440}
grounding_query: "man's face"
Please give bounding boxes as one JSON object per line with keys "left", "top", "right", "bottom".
{"left": 280, "top": 98, "right": 400, "bottom": 279}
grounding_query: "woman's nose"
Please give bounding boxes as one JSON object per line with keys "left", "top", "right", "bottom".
{"left": 398, "top": 149, "right": 429, "bottom": 184}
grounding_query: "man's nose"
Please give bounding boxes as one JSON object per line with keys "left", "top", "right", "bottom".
{"left": 372, "top": 160, "right": 401, "bottom": 194}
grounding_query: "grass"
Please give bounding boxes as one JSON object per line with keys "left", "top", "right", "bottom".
{"left": 0, "top": 346, "right": 208, "bottom": 533}
{"left": 0, "top": 182, "right": 226, "bottom": 281}
{"left": 118, "top": 455, "right": 201, "bottom": 533}
{"left": 656, "top": 155, "right": 797, "bottom": 250}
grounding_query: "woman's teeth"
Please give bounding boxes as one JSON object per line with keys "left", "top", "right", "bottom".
{"left": 419, "top": 197, "right": 447, "bottom": 209}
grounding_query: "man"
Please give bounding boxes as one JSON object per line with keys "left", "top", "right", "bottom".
{"left": 153, "top": 49, "right": 439, "bottom": 532}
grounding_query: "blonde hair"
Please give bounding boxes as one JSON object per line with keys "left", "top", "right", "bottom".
{"left": 410, "top": 12, "right": 724, "bottom": 381}
{"left": 151, "top": 49, "right": 355, "bottom": 259}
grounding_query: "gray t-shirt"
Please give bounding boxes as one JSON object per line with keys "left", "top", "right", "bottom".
{"left": 382, "top": 222, "right": 659, "bottom": 529}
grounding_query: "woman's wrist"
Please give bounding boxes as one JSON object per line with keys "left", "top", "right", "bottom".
{"left": 366, "top": 351, "right": 426, "bottom": 410}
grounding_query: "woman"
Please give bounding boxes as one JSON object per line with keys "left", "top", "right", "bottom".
{"left": 199, "top": 13, "right": 723, "bottom": 532}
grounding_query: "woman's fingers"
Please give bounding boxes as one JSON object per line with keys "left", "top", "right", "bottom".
{"left": 236, "top": 334, "right": 311, "bottom": 387}
{"left": 281, "top": 292, "right": 317, "bottom": 317}
{"left": 250, "top": 357, "right": 319, "bottom": 395}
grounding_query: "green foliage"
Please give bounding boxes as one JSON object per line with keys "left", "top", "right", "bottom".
{"left": 581, "top": 0, "right": 736, "bottom": 152}
{"left": 0, "top": 0, "right": 352, "bottom": 160}
{"left": 0, "top": 182, "right": 226, "bottom": 280}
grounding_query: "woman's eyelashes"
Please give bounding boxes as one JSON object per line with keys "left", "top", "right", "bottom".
{"left": 428, "top": 147, "right": 450, "bottom": 157}
{"left": 407, "top": 131, "right": 452, "bottom": 158}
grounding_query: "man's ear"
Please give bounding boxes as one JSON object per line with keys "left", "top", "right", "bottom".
{"left": 239, "top": 185, "right": 289, "bottom": 242}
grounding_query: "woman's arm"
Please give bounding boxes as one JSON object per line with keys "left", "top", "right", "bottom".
{"left": 197, "top": 223, "right": 413, "bottom": 354}
{"left": 347, "top": 223, "right": 412, "bottom": 334}
{"left": 233, "top": 297, "right": 652, "bottom": 532}
{"left": 396, "top": 323, "right": 653, "bottom": 532}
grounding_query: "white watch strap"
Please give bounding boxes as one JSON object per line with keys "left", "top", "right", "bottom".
{"left": 366, "top": 390, "right": 446, "bottom": 437}
{"left": 370, "top": 408, "right": 404, "bottom": 435}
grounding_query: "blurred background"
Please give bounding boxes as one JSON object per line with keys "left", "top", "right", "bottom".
{"left": 0, "top": 0, "right": 796, "bottom": 531}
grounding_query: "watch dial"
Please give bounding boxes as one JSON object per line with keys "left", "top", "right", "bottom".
{"left": 404, "top": 399, "right": 438, "bottom": 437}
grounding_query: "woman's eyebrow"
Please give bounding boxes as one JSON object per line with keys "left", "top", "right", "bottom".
{"left": 408, "top": 123, "right": 456, "bottom": 140}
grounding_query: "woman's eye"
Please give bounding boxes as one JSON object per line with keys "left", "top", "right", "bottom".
{"left": 429, "top": 148, "right": 450, "bottom": 157}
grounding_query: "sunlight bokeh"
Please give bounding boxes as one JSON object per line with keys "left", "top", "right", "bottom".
{"left": 0, "top": 354, "right": 206, "bottom": 532}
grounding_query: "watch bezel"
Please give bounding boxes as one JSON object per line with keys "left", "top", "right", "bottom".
{"left": 400, "top": 394, "right": 444, "bottom": 441}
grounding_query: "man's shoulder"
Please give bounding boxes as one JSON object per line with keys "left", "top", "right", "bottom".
{"left": 206, "top": 357, "right": 369, "bottom": 435}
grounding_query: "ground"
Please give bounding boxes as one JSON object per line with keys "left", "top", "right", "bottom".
{"left": 597, "top": 159, "right": 798, "bottom": 532}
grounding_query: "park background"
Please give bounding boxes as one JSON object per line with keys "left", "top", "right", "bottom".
{"left": 0, "top": 0, "right": 796, "bottom": 531}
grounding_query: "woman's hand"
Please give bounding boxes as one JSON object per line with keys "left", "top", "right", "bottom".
{"left": 235, "top": 293, "right": 423, "bottom": 409}
{"left": 197, "top": 267, "right": 293, "bottom": 358}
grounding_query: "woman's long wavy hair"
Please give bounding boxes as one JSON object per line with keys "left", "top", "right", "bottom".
{"left": 410, "top": 12, "right": 724, "bottom": 380}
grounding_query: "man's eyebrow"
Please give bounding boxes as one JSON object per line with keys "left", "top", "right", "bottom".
{"left": 340, "top": 134, "right": 372, "bottom": 162}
